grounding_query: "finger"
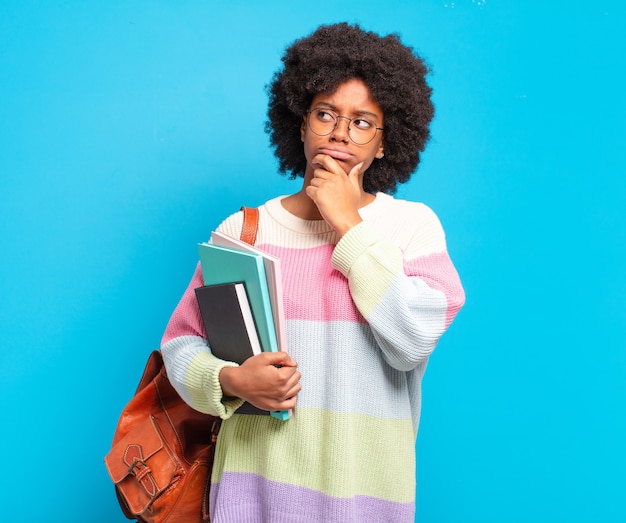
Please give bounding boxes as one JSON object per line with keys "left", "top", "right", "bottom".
{"left": 257, "top": 379, "right": 300, "bottom": 410}
{"left": 312, "top": 168, "right": 331, "bottom": 180}
{"left": 308, "top": 174, "right": 324, "bottom": 186}
{"left": 264, "top": 351, "right": 298, "bottom": 367}
{"left": 275, "top": 374, "right": 300, "bottom": 398}
{"left": 348, "top": 161, "right": 364, "bottom": 181}
{"left": 285, "top": 373, "right": 302, "bottom": 394}
{"left": 312, "top": 153, "right": 343, "bottom": 174}
{"left": 273, "top": 395, "right": 298, "bottom": 410}
{"left": 280, "top": 378, "right": 302, "bottom": 399}
{"left": 278, "top": 366, "right": 301, "bottom": 383}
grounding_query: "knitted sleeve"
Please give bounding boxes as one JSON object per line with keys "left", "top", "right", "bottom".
{"left": 331, "top": 208, "right": 465, "bottom": 371}
{"left": 160, "top": 262, "right": 245, "bottom": 418}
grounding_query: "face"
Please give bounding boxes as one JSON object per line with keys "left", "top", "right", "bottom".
{"left": 301, "top": 78, "right": 384, "bottom": 182}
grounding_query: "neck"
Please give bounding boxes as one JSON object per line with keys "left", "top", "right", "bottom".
{"left": 281, "top": 184, "right": 376, "bottom": 221}
{"left": 281, "top": 189, "right": 323, "bottom": 220}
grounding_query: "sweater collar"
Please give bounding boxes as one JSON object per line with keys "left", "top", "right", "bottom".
{"left": 264, "top": 192, "right": 388, "bottom": 235}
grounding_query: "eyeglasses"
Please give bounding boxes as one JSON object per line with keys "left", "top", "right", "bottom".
{"left": 306, "top": 108, "right": 384, "bottom": 145}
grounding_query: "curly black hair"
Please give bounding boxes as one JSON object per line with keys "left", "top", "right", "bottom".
{"left": 265, "top": 23, "right": 434, "bottom": 194}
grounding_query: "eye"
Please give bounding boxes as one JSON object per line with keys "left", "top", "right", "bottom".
{"left": 353, "top": 118, "right": 373, "bottom": 130}
{"left": 315, "top": 109, "right": 336, "bottom": 122}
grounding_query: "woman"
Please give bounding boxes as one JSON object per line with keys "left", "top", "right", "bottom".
{"left": 161, "top": 22, "right": 465, "bottom": 522}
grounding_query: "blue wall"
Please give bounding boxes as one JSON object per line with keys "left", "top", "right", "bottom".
{"left": 1, "top": 2, "right": 624, "bottom": 522}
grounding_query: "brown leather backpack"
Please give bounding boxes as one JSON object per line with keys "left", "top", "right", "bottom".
{"left": 105, "top": 350, "right": 221, "bottom": 522}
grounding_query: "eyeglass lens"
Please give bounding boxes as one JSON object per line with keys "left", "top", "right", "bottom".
{"left": 307, "top": 109, "right": 380, "bottom": 145}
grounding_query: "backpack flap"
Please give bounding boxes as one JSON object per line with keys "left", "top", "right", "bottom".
{"left": 105, "top": 415, "right": 181, "bottom": 515}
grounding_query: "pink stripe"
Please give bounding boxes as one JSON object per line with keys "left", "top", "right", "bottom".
{"left": 261, "top": 244, "right": 366, "bottom": 323}
{"left": 404, "top": 252, "right": 465, "bottom": 327}
{"left": 161, "top": 249, "right": 464, "bottom": 343}
{"left": 161, "top": 263, "right": 206, "bottom": 345}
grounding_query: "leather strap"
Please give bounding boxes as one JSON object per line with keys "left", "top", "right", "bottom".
{"left": 240, "top": 206, "right": 259, "bottom": 245}
{"left": 123, "top": 444, "right": 158, "bottom": 498}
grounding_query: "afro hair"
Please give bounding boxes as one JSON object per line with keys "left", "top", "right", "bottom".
{"left": 266, "top": 22, "right": 435, "bottom": 194}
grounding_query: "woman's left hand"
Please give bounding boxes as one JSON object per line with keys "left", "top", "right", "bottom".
{"left": 305, "top": 154, "right": 364, "bottom": 237}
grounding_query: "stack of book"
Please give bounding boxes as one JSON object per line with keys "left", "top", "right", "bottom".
{"left": 196, "top": 232, "right": 289, "bottom": 420}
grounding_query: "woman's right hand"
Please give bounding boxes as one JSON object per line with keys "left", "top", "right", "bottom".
{"left": 219, "top": 352, "right": 301, "bottom": 412}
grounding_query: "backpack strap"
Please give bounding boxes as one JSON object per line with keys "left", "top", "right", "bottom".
{"left": 240, "top": 206, "right": 259, "bottom": 245}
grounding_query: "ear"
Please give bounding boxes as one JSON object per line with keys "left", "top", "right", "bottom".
{"left": 301, "top": 116, "right": 307, "bottom": 142}
{"left": 376, "top": 142, "right": 385, "bottom": 159}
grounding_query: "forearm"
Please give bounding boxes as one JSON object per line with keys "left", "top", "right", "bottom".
{"left": 161, "top": 335, "right": 244, "bottom": 417}
{"left": 332, "top": 221, "right": 464, "bottom": 370}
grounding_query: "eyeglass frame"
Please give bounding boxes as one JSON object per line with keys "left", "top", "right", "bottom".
{"left": 305, "top": 109, "right": 384, "bottom": 145}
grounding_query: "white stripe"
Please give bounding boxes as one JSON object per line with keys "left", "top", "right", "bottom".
{"left": 286, "top": 320, "right": 425, "bottom": 421}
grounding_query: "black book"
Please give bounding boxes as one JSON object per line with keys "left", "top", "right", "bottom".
{"left": 194, "top": 282, "right": 269, "bottom": 416}
{"left": 195, "top": 282, "right": 262, "bottom": 363}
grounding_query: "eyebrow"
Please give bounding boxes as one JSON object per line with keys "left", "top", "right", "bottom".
{"left": 312, "top": 102, "right": 381, "bottom": 120}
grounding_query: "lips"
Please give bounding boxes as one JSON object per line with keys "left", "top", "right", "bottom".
{"left": 318, "top": 148, "right": 352, "bottom": 161}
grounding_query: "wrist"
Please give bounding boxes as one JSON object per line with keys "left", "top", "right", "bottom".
{"left": 219, "top": 365, "right": 240, "bottom": 398}
{"left": 332, "top": 221, "right": 380, "bottom": 275}
{"left": 333, "top": 214, "right": 363, "bottom": 238}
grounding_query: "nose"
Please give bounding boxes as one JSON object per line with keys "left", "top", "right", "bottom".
{"left": 331, "top": 116, "right": 350, "bottom": 143}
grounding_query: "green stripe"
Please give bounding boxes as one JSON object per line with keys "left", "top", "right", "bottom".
{"left": 348, "top": 243, "right": 402, "bottom": 319}
{"left": 213, "top": 408, "right": 415, "bottom": 502}
{"left": 184, "top": 351, "right": 241, "bottom": 415}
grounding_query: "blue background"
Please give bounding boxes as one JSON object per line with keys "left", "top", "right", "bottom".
{"left": 1, "top": 1, "right": 624, "bottom": 522}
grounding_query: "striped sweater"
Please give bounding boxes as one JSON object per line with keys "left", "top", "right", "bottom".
{"left": 161, "top": 192, "right": 465, "bottom": 522}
